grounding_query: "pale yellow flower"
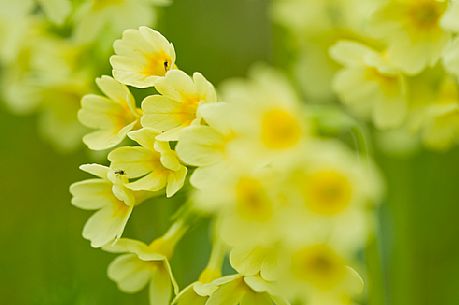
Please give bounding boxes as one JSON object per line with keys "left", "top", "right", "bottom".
{"left": 285, "top": 242, "right": 363, "bottom": 305}
{"left": 104, "top": 221, "right": 187, "bottom": 305}
{"left": 192, "top": 167, "right": 285, "bottom": 248}
{"left": 220, "top": 66, "right": 307, "bottom": 158}
{"left": 78, "top": 75, "right": 142, "bottom": 150}
{"left": 108, "top": 128, "right": 187, "bottom": 197}
{"left": 141, "top": 70, "right": 217, "bottom": 141}
{"left": 110, "top": 26, "right": 176, "bottom": 88}
{"left": 281, "top": 141, "right": 382, "bottom": 253}
{"left": 370, "top": 0, "right": 450, "bottom": 74}
{"left": 331, "top": 40, "right": 407, "bottom": 129}
{"left": 70, "top": 164, "right": 153, "bottom": 247}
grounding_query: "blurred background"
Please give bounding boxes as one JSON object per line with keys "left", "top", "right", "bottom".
{"left": 1, "top": 1, "right": 459, "bottom": 305}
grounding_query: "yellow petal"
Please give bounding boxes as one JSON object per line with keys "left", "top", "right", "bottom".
{"left": 83, "top": 201, "right": 133, "bottom": 247}
{"left": 109, "top": 146, "right": 158, "bottom": 178}
{"left": 108, "top": 254, "right": 152, "bottom": 293}
{"left": 70, "top": 179, "right": 115, "bottom": 210}
{"left": 149, "top": 264, "right": 173, "bottom": 305}
{"left": 175, "top": 126, "right": 225, "bottom": 167}
{"left": 141, "top": 95, "right": 183, "bottom": 132}
{"left": 166, "top": 166, "right": 187, "bottom": 197}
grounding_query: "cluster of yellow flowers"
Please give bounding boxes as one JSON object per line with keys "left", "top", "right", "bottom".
{"left": 274, "top": 0, "right": 459, "bottom": 150}
{"left": 0, "top": 0, "right": 170, "bottom": 151}
{"left": 70, "top": 26, "right": 382, "bottom": 305}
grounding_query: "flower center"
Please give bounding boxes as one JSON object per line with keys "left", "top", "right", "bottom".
{"left": 260, "top": 107, "right": 302, "bottom": 149}
{"left": 292, "top": 245, "right": 346, "bottom": 289}
{"left": 143, "top": 52, "right": 173, "bottom": 77}
{"left": 235, "top": 176, "right": 272, "bottom": 221}
{"left": 407, "top": 0, "right": 446, "bottom": 30}
{"left": 305, "top": 169, "right": 352, "bottom": 216}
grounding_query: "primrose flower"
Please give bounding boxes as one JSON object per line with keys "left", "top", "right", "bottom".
{"left": 220, "top": 66, "right": 307, "bottom": 158}
{"left": 370, "top": 0, "right": 450, "bottom": 74}
{"left": 193, "top": 167, "right": 284, "bottom": 248}
{"left": 176, "top": 102, "right": 236, "bottom": 167}
{"left": 331, "top": 40, "right": 407, "bottom": 129}
{"left": 282, "top": 141, "right": 382, "bottom": 252}
{"left": 104, "top": 221, "right": 187, "bottom": 305}
{"left": 78, "top": 75, "right": 142, "bottom": 150}
{"left": 70, "top": 164, "right": 153, "bottom": 247}
{"left": 108, "top": 128, "right": 187, "bottom": 197}
{"left": 141, "top": 70, "right": 217, "bottom": 141}
{"left": 206, "top": 275, "right": 289, "bottom": 305}
{"left": 110, "top": 26, "right": 176, "bottom": 88}
{"left": 285, "top": 242, "right": 364, "bottom": 305}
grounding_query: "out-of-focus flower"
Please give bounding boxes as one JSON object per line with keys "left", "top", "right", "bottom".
{"left": 331, "top": 40, "right": 407, "bottom": 128}
{"left": 70, "top": 164, "right": 153, "bottom": 247}
{"left": 285, "top": 242, "right": 363, "bottom": 305}
{"left": 370, "top": 0, "right": 449, "bottom": 74}
{"left": 78, "top": 75, "right": 141, "bottom": 150}
{"left": 108, "top": 128, "right": 187, "bottom": 197}
{"left": 142, "top": 70, "right": 217, "bottom": 141}
{"left": 110, "top": 26, "right": 176, "bottom": 88}
{"left": 281, "top": 141, "right": 382, "bottom": 253}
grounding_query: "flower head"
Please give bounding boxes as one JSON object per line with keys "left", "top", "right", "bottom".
{"left": 141, "top": 70, "right": 217, "bottom": 141}
{"left": 70, "top": 164, "right": 153, "bottom": 247}
{"left": 108, "top": 128, "right": 187, "bottom": 197}
{"left": 78, "top": 75, "right": 141, "bottom": 150}
{"left": 110, "top": 26, "right": 176, "bottom": 88}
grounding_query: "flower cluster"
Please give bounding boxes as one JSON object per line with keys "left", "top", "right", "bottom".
{"left": 71, "top": 27, "right": 382, "bottom": 305}
{"left": 0, "top": 0, "right": 170, "bottom": 151}
{"left": 274, "top": 0, "right": 459, "bottom": 150}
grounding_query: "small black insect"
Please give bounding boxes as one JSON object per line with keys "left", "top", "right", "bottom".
{"left": 114, "top": 170, "right": 126, "bottom": 175}
{"left": 164, "top": 60, "right": 169, "bottom": 72}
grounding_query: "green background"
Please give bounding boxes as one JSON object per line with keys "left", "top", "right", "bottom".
{"left": 1, "top": 1, "right": 459, "bottom": 305}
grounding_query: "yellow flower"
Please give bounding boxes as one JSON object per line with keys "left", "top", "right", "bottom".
{"left": 370, "top": 0, "right": 450, "bottom": 74}
{"left": 78, "top": 75, "right": 142, "bottom": 150}
{"left": 220, "top": 66, "right": 307, "bottom": 157}
{"left": 110, "top": 26, "right": 176, "bottom": 88}
{"left": 104, "top": 220, "right": 187, "bottom": 305}
{"left": 70, "top": 164, "right": 153, "bottom": 247}
{"left": 206, "top": 275, "right": 289, "bottom": 305}
{"left": 141, "top": 70, "right": 217, "bottom": 141}
{"left": 108, "top": 128, "right": 187, "bottom": 197}
{"left": 331, "top": 40, "right": 407, "bottom": 129}
{"left": 193, "top": 167, "right": 284, "bottom": 248}
{"left": 286, "top": 242, "right": 363, "bottom": 305}
{"left": 281, "top": 141, "right": 382, "bottom": 253}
